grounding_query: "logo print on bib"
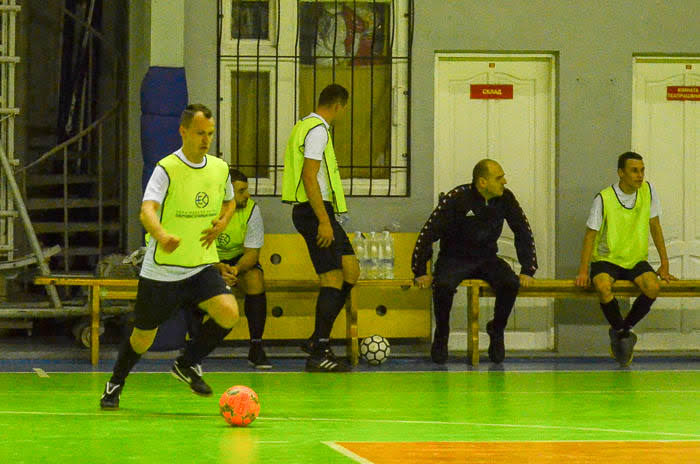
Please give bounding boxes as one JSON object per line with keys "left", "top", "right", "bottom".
{"left": 217, "top": 233, "right": 231, "bottom": 247}
{"left": 195, "top": 192, "right": 209, "bottom": 208}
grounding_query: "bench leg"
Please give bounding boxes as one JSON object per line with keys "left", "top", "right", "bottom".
{"left": 467, "top": 284, "right": 480, "bottom": 367}
{"left": 346, "top": 287, "right": 359, "bottom": 366}
{"left": 90, "top": 285, "right": 101, "bottom": 366}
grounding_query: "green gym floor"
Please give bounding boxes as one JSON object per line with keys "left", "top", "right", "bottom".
{"left": 1, "top": 358, "right": 698, "bottom": 463}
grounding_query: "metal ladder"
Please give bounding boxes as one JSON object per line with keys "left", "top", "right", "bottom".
{"left": 0, "top": 1, "right": 61, "bottom": 308}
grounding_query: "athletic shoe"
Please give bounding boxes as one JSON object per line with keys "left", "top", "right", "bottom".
{"left": 305, "top": 349, "right": 351, "bottom": 372}
{"left": 616, "top": 331, "right": 638, "bottom": 367}
{"left": 248, "top": 344, "right": 272, "bottom": 369}
{"left": 608, "top": 328, "right": 622, "bottom": 360}
{"left": 486, "top": 320, "right": 506, "bottom": 364}
{"left": 171, "top": 359, "right": 213, "bottom": 396}
{"left": 430, "top": 333, "right": 448, "bottom": 364}
{"left": 100, "top": 381, "right": 123, "bottom": 410}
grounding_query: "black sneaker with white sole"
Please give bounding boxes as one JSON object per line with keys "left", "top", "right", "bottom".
{"left": 248, "top": 344, "right": 272, "bottom": 369}
{"left": 100, "top": 381, "right": 123, "bottom": 410}
{"left": 305, "top": 349, "right": 351, "bottom": 373}
{"left": 171, "top": 359, "right": 213, "bottom": 396}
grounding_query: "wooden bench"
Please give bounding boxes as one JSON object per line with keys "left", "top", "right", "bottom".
{"left": 461, "top": 279, "right": 700, "bottom": 367}
{"left": 34, "top": 232, "right": 431, "bottom": 366}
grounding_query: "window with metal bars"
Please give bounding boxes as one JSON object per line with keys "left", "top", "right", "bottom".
{"left": 217, "top": 0, "right": 413, "bottom": 196}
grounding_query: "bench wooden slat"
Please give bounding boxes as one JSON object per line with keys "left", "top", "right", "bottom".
{"left": 34, "top": 273, "right": 700, "bottom": 368}
{"left": 461, "top": 278, "right": 700, "bottom": 367}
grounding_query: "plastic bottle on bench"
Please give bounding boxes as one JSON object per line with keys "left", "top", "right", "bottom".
{"left": 353, "top": 231, "right": 368, "bottom": 279}
{"left": 380, "top": 230, "right": 394, "bottom": 279}
{"left": 368, "top": 231, "right": 380, "bottom": 279}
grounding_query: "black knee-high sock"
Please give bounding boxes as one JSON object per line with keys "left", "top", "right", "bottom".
{"left": 180, "top": 319, "right": 232, "bottom": 367}
{"left": 625, "top": 294, "right": 656, "bottom": 328}
{"left": 310, "top": 283, "right": 353, "bottom": 344}
{"left": 110, "top": 337, "right": 142, "bottom": 385}
{"left": 433, "top": 286, "right": 456, "bottom": 339}
{"left": 339, "top": 281, "right": 354, "bottom": 301}
{"left": 313, "top": 287, "right": 345, "bottom": 348}
{"left": 244, "top": 293, "right": 267, "bottom": 341}
{"left": 600, "top": 298, "right": 625, "bottom": 331}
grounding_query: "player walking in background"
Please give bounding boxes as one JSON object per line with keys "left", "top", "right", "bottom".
{"left": 282, "top": 84, "right": 360, "bottom": 372}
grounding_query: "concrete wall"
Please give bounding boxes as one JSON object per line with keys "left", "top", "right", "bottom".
{"left": 130, "top": 0, "right": 700, "bottom": 353}
{"left": 407, "top": 0, "right": 699, "bottom": 352}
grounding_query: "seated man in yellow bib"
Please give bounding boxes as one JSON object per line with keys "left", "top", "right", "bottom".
{"left": 213, "top": 168, "right": 270, "bottom": 369}
{"left": 575, "top": 151, "right": 677, "bottom": 366}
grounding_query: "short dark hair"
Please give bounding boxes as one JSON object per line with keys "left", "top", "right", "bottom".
{"left": 229, "top": 168, "right": 248, "bottom": 184}
{"left": 472, "top": 159, "right": 494, "bottom": 184}
{"left": 618, "top": 151, "right": 643, "bottom": 170}
{"left": 318, "top": 84, "right": 349, "bottom": 107}
{"left": 180, "top": 103, "right": 213, "bottom": 128}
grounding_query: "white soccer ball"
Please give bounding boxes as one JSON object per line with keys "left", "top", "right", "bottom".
{"left": 360, "top": 335, "right": 391, "bottom": 366}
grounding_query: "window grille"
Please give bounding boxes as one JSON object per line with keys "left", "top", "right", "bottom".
{"left": 217, "top": 0, "right": 413, "bottom": 196}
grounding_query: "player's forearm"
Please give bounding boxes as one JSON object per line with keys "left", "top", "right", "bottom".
{"left": 139, "top": 202, "right": 168, "bottom": 242}
{"left": 650, "top": 218, "right": 669, "bottom": 265}
{"left": 302, "top": 174, "right": 331, "bottom": 224}
{"left": 578, "top": 229, "right": 597, "bottom": 274}
{"left": 235, "top": 249, "right": 259, "bottom": 273}
{"left": 218, "top": 200, "right": 235, "bottom": 228}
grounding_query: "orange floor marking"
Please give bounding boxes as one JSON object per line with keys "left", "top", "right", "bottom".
{"left": 337, "top": 441, "right": 700, "bottom": 464}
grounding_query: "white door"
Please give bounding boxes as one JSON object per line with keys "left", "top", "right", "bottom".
{"left": 434, "top": 53, "right": 556, "bottom": 351}
{"left": 632, "top": 57, "right": 700, "bottom": 350}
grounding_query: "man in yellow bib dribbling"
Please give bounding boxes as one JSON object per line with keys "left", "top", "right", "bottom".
{"left": 575, "top": 151, "right": 677, "bottom": 366}
{"left": 100, "top": 104, "right": 239, "bottom": 409}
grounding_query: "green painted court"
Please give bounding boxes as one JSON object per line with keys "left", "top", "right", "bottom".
{"left": 1, "top": 364, "right": 699, "bottom": 463}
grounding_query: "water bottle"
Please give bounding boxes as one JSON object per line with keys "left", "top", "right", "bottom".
{"left": 380, "top": 230, "right": 394, "bottom": 279}
{"left": 368, "top": 231, "right": 380, "bottom": 279}
{"left": 353, "top": 231, "right": 368, "bottom": 279}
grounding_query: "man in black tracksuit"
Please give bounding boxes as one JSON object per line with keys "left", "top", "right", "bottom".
{"left": 412, "top": 159, "right": 537, "bottom": 364}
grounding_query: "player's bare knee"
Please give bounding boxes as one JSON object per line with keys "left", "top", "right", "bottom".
{"left": 218, "top": 300, "right": 240, "bottom": 329}
{"left": 643, "top": 279, "right": 661, "bottom": 299}
{"left": 343, "top": 258, "right": 360, "bottom": 284}
{"left": 243, "top": 268, "right": 265, "bottom": 294}
{"left": 130, "top": 330, "right": 155, "bottom": 354}
{"left": 593, "top": 281, "right": 613, "bottom": 301}
{"left": 319, "top": 269, "right": 344, "bottom": 288}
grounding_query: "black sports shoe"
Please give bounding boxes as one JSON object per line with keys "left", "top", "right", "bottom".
{"left": 608, "top": 328, "right": 622, "bottom": 361}
{"left": 100, "top": 381, "right": 123, "bottom": 410}
{"left": 616, "top": 331, "right": 638, "bottom": 367}
{"left": 430, "top": 334, "right": 448, "bottom": 364}
{"left": 486, "top": 321, "right": 505, "bottom": 364}
{"left": 305, "top": 348, "right": 351, "bottom": 372}
{"left": 171, "top": 359, "right": 213, "bottom": 396}
{"left": 248, "top": 343, "right": 272, "bottom": 369}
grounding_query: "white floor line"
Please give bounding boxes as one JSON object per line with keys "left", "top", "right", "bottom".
{"left": 1, "top": 368, "right": 699, "bottom": 375}
{"left": 0, "top": 411, "right": 698, "bottom": 439}
{"left": 32, "top": 368, "right": 49, "bottom": 378}
{"left": 323, "top": 442, "right": 375, "bottom": 464}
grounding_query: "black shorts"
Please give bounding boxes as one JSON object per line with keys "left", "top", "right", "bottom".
{"left": 590, "top": 260, "right": 655, "bottom": 282}
{"left": 292, "top": 201, "right": 354, "bottom": 274}
{"left": 221, "top": 254, "right": 263, "bottom": 273}
{"left": 133, "top": 265, "right": 232, "bottom": 330}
